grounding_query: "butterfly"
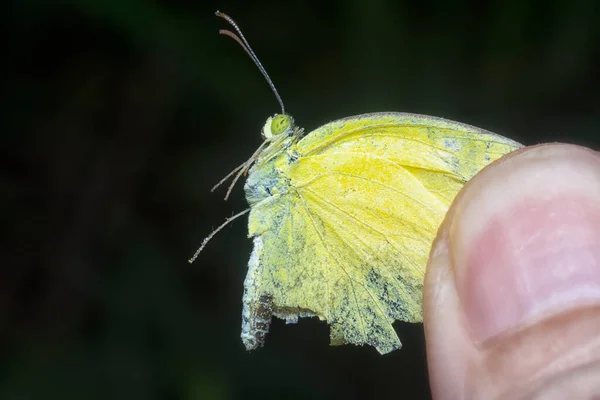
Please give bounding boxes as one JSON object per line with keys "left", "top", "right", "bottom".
{"left": 190, "top": 11, "right": 522, "bottom": 354}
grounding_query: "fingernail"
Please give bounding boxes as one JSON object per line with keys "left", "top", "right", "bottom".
{"left": 451, "top": 145, "right": 600, "bottom": 344}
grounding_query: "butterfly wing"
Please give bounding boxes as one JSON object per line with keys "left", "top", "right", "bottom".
{"left": 244, "top": 112, "right": 522, "bottom": 354}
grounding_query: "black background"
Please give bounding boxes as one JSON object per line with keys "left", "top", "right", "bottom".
{"left": 3, "top": 0, "right": 599, "bottom": 399}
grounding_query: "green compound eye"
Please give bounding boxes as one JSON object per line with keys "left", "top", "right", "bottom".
{"left": 271, "top": 114, "right": 293, "bottom": 135}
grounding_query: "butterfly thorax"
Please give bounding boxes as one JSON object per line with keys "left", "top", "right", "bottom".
{"left": 244, "top": 114, "right": 303, "bottom": 205}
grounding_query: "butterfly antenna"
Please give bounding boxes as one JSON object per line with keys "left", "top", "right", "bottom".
{"left": 188, "top": 208, "right": 251, "bottom": 263}
{"left": 216, "top": 11, "right": 285, "bottom": 114}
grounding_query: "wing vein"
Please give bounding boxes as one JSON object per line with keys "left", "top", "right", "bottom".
{"left": 301, "top": 189, "right": 418, "bottom": 324}
{"left": 303, "top": 123, "right": 513, "bottom": 156}
{"left": 295, "top": 189, "right": 368, "bottom": 343}
{"left": 301, "top": 151, "right": 466, "bottom": 182}
{"left": 295, "top": 172, "right": 442, "bottom": 216}
{"left": 301, "top": 186, "right": 424, "bottom": 278}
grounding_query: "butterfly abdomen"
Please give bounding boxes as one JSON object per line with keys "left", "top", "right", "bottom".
{"left": 241, "top": 236, "right": 274, "bottom": 350}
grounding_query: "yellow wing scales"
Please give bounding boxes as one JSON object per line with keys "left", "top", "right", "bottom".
{"left": 242, "top": 112, "right": 521, "bottom": 354}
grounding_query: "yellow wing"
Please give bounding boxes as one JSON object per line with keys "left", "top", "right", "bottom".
{"left": 243, "top": 112, "right": 522, "bottom": 354}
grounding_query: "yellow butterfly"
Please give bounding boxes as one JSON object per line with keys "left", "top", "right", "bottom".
{"left": 191, "top": 11, "right": 522, "bottom": 354}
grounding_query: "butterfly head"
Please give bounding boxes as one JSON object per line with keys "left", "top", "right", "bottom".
{"left": 262, "top": 114, "right": 295, "bottom": 139}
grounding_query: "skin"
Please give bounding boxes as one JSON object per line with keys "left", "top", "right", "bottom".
{"left": 424, "top": 144, "right": 600, "bottom": 399}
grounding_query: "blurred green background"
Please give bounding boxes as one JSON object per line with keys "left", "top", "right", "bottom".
{"left": 2, "top": 0, "right": 599, "bottom": 399}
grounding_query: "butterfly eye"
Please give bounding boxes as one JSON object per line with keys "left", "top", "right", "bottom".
{"left": 271, "top": 114, "right": 293, "bottom": 135}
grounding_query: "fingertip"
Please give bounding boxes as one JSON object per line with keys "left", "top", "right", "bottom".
{"left": 424, "top": 143, "right": 600, "bottom": 398}
{"left": 449, "top": 143, "right": 600, "bottom": 344}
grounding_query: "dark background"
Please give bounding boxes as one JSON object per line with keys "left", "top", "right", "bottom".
{"left": 2, "top": 0, "right": 599, "bottom": 399}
